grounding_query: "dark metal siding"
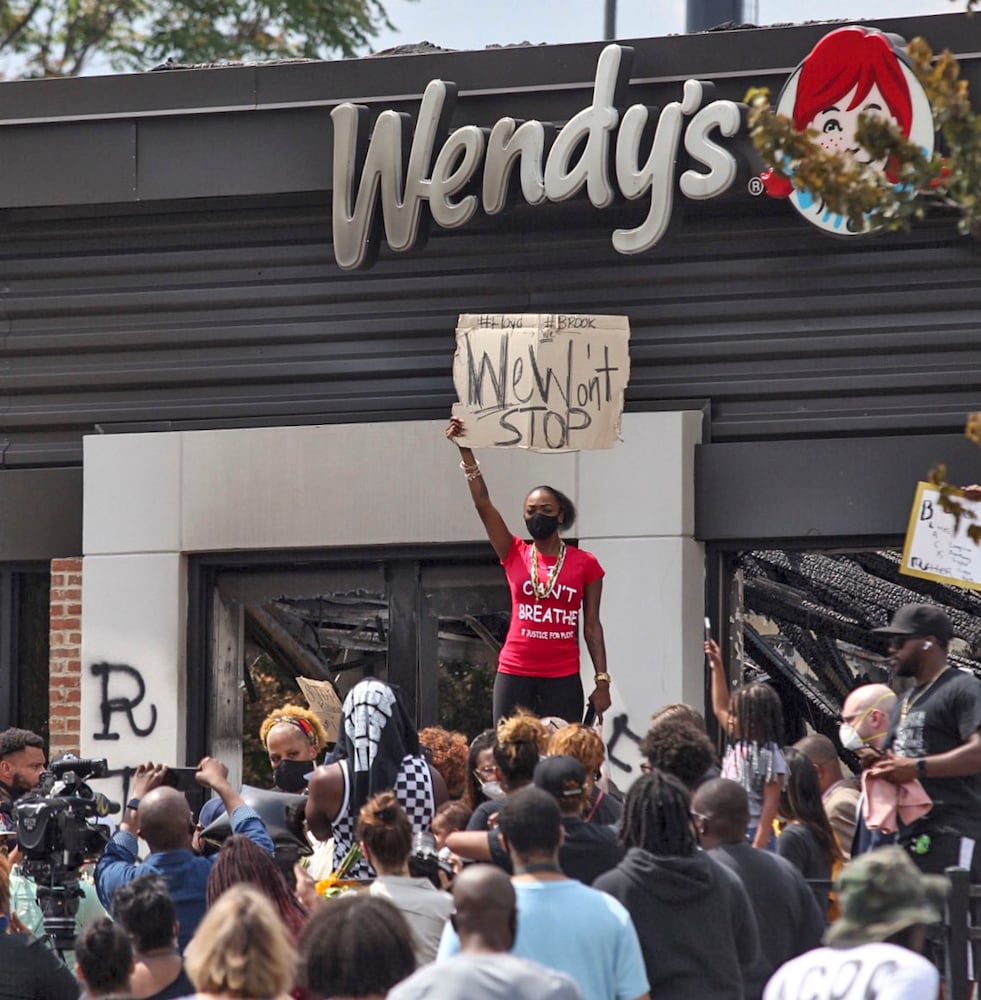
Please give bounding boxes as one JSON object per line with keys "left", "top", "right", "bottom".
{"left": 2, "top": 195, "right": 981, "bottom": 467}
{"left": 1, "top": 13, "right": 980, "bottom": 468}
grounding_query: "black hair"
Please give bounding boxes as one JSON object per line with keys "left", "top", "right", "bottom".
{"left": 780, "top": 747, "right": 844, "bottom": 867}
{"left": 639, "top": 718, "right": 718, "bottom": 790}
{"left": 465, "top": 729, "right": 496, "bottom": 809}
{"left": 298, "top": 895, "right": 416, "bottom": 997}
{"left": 497, "top": 786, "right": 562, "bottom": 856}
{"left": 0, "top": 727, "right": 44, "bottom": 759}
{"left": 620, "top": 769, "right": 697, "bottom": 857}
{"left": 111, "top": 874, "right": 176, "bottom": 951}
{"left": 730, "top": 681, "right": 784, "bottom": 746}
{"left": 526, "top": 485, "right": 577, "bottom": 532}
{"left": 692, "top": 778, "right": 750, "bottom": 844}
{"left": 75, "top": 917, "right": 133, "bottom": 993}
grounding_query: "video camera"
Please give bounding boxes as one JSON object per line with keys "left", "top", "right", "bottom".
{"left": 13, "top": 755, "right": 119, "bottom": 953}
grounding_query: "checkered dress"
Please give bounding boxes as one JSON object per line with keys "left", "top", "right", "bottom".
{"left": 331, "top": 754, "right": 435, "bottom": 880}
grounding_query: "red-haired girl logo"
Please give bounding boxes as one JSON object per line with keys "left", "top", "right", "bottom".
{"left": 758, "top": 26, "right": 935, "bottom": 235}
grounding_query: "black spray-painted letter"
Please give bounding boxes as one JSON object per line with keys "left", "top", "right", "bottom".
{"left": 90, "top": 661, "right": 158, "bottom": 741}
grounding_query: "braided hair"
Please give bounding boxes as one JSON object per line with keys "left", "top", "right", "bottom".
{"left": 206, "top": 834, "right": 309, "bottom": 941}
{"left": 730, "top": 681, "right": 784, "bottom": 745}
{"left": 620, "top": 769, "right": 697, "bottom": 857}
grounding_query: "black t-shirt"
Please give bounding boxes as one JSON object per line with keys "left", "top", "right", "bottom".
{"left": 775, "top": 822, "right": 832, "bottom": 916}
{"left": 888, "top": 668, "right": 981, "bottom": 838}
{"left": 557, "top": 815, "right": 624, "bottom": 884}
{"left": 584, "top": 787, "right": 622, "bottom": 826}
{"left": 146, "top": 966, "right": 194, "bottom": 1000}
{"left": 710, "top": 842, "right": 824, "bottom": 991}
{"left": 465, "top": 798, "right": 502, "bottom": 832}
{"left": 0, "top": 933, "right": 80, "bottom": 1000}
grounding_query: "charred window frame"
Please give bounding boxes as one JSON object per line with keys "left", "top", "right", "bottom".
{"left": 186, "top": 545, "right": 509, "bottom": 768}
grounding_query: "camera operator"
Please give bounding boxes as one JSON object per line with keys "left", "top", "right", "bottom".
{"left": 0, "top": 728, "right": 47, "bottom": 847}
{"left": 95, "top": 757, "right": 274, "bottom": 952}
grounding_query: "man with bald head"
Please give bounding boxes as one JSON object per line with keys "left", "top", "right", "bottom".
{"left": 692, "top": 778, "right": 824, "bottom": 996}
{"left": 95, "top": 757, "right": 273, "bottom": 951}
{"left": 794, "top": 733, "right": 860, "bottom": 859}
{"left": 390, "top": 864, "right": 582, "bottom": 999}
{"left": 840, "top": 683, "right": 898, "bottom": 856}
{"left": 840, "top": 683, "right": 896, "bottom": 755}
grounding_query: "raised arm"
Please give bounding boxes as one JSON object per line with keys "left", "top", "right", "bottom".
{"left": 705, "top": 639, "right": 732, "bottom": 733}
{"left": 446, "top": 416, "right": 512, "bottom": 561}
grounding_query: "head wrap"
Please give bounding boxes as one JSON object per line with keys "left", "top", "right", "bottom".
{"left": 334, "top": 679, "right": 420, "bottom": 816}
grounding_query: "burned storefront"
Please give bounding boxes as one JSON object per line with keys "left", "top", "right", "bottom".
{"left": 1, "top": 12, "right": 980, "bottom": 789}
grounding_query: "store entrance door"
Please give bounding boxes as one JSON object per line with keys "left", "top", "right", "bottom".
{"left": 193, "top": 549, "right": 509, "bottom": 787}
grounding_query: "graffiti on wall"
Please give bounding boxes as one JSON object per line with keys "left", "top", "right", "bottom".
{"left": 606, "top": 712, "right": 642, "bottom": 773}
{"left": 90, "top": 662, "right": 158, "bottom": 741}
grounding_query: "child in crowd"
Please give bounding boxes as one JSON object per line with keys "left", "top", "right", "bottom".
{"left": 431, "top": 800, "right": 472, "bottom": 850}
{"left": 706, "top": 638, "right": 786, "bottom": 849}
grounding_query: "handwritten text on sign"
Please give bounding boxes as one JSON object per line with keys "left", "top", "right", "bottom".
{"left": 451, "top": 314, "right": 630, "bottom": 451}
{"left": 900, "top": 481, "right": 981, "bottom": 591}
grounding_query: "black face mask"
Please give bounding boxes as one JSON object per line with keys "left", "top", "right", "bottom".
{"left": 273, "top": 758, "right": 311, "bottom": 793}
{"left": 526, "top": 512, "right": 560, "bottom": 540}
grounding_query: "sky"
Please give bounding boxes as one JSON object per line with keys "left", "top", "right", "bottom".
{"left": 369, "top": 0, "right": 959, "bottom": 53}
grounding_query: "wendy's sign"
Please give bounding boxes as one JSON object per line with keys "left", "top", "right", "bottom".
{"left": 330, "top": 28, "right": 937, "bottom": 269}
{"left": 330, "top": 44, "right": 747, "bottom": 270}
{"left": 760, "top": 26, "right": 935, "bottom": 235}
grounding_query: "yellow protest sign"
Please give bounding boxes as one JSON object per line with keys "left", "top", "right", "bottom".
{"left": 900, "top": 481, "right": 981, "bottom": 591}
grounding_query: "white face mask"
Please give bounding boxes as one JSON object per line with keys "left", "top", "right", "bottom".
{"left": 480, "top": 779, "right": 506, "bottom": 801}
{"left": 838, "top": 724, "right": 866, "bottom": 752}
{"left": 839, "top": 692, "right": 892, "bottom": 752}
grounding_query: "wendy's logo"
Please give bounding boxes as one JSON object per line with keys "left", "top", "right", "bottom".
{"left": 761, "top": 26, "right": 935, "bottom": 235}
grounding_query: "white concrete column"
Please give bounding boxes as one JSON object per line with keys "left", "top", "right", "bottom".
{"left": 577, "top": 410, "right": 704, "bottom": 782}
{"left": 81, "top": 433, "right": 188, "bottom": 805}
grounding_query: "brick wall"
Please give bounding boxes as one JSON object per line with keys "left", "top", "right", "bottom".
{"left": 49, "top": 558, "right": 82, "bottom": 756}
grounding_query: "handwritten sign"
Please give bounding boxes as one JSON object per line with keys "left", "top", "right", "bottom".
{"left": 451, "top": 314, "right": 630, "bottom": 451}
{"left": 295, "top": 676, "right": 343, "bottom": 743}
{"left": 900, "top": 482, "right": 981, "bottom": 591}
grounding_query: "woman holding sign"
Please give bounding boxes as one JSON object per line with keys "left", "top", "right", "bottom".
{"left": 446, "top": 416, "right": 611, "bottom": 724}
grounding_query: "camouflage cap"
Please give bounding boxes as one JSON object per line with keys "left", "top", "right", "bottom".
{"left": 825, "top": 846, "right": 948, "bottom": 948}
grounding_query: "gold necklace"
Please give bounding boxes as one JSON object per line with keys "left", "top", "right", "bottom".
{"left": 530, "top": 541, "right": 566, "bottom": 600}
{"left": 900, "top": 667, "right": 949, "bottom": 723}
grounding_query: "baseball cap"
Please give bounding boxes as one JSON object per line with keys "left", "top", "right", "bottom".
{"left": 824, "top": 846, "right": 948, "bottom": 948}
{"left": 534, "top": 755, "right": 586, "bottom": 799}
{"left": 871, "top": 604, "right": 953, "bottom": 644}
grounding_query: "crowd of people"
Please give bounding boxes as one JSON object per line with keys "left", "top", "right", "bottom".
{"left": 0, "top": 596, "right": 971, "bottom": 999}
{"left": 0, "top": 420, "right": 975, "bottom": 1000}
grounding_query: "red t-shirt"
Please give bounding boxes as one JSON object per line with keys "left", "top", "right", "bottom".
{"left": 497, "top": 536, "right": 604, "bottom": 679}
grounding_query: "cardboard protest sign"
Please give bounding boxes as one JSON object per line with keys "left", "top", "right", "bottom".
{"left": 900, "top": 482, "right": 981, "bottom": 591}
{"left": 451, "top": 314, "right": 630, "bottom": 452}
{"left": 295, "top": 676, "right": 343, "bottom": 742}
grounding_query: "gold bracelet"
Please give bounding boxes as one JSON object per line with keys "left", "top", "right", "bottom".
{"left": 594, "top": 672, "right": 612, "bottom": 684}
